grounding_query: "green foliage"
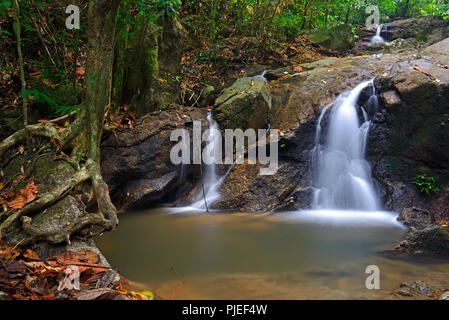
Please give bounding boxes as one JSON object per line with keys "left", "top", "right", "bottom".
{"left": 21, "top": 89, "right": 84, "bottom": 117}
{"left": 440, "top": 113, "right": 449, "bottom": 127}
{"left": 182, "top": 0, "right": 449, "bottom": 47}
{"left": 154, "top": 0, "right": 181, "bottom": 20}
{"left": 414, "top": 174, "right": 440, "bottom": 194}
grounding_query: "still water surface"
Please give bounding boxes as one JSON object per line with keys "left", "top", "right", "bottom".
{"left": 96, "top": 208, "right": 449, "bottom": 299}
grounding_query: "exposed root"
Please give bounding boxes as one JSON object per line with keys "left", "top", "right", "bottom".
{"left": 21, "top": 212, "right": 112, "bottom": 246}
{"left": 0, "top": 118, "right": 84, "bottom": 161}
{"left": 89, "top": 162, "right": 118, "bottom": 228}
{"left": 0, "top": 115, "right": 119, "bottom": 246}
{"left": 0, "top": 124, "right": 61, "bottom": 158}
{"left": 0, "top": 168, "right": 90, "bottom": 233}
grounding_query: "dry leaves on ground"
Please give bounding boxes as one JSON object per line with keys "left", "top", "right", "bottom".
{"left": 6, "top": 182, "right": 39, "bottom": 211}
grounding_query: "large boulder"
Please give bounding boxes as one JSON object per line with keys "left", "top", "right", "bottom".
{"left": 396, "top": 225, "right": 449, "bottom": 256}
{"left": 385, "top": 16, "right": 449, "bottom": 46}
{"left": 101, "top": 109, "right": 208, "bottom": 211}
{"left": 215, "top": 37, "right": 449, "bottom": 222}
{"left": 213, "top": 77, "right": 271, "bottom": 130}
{"left": 308, "top": 24, "right": 355, "bottom": 51}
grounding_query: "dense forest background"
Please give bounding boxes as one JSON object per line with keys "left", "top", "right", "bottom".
{"left": 0, "top": 0, "right": 449, "bottom": 301}
{"left": 1, "top": 0, "right": 448, "bottom": 131}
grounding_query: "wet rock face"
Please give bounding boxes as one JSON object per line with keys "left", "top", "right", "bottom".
{"left": 371, "top": 38, "right": 449, "bottom": 206}
{"left": 100, "top": 110, "right": 207, "bottom": 211}
{"left": 216, "top": 37, "right": 449, "bottom": 229}
{"left": 386, "top": 16, "right": 449, "bottom": 46}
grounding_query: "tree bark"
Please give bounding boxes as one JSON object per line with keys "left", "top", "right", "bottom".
{"left": 11, "top": 0, "right": 30, "bottom": 151}
{"left": 85, "top": 0, "right": 122, "bottom": 226}
{"left": 0, "top": 0, "right": 123, "bottom": 244}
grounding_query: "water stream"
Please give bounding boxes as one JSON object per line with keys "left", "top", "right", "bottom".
{"left": 371, "top": 24, "right": 385, "bottom": 44}
{"left": 312, "top": 81, "right": 379, "bottom": 211}
{"left": 97, "top": 210, "right": 449, "bottom": 299}
{"left": 96, "top": 81, "right": 449, "bottom": 299}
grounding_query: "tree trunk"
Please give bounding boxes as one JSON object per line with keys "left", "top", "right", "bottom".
{"left": 85, "top": 0, "right": 122, "bottom": 225}
{"left": 111, "top": 3, "right": 130, "bottom": 115}
{"left": 324, "top": 0, "right": 329, "bottom": 29}
{"left": 345, "top": 4, "right": 351, "bottom": 24}
{"left": 0, "top": 0, "right": 122, "bottom": 244}
{"left": 12, "top": 0, "right": 29, "bottom": 150}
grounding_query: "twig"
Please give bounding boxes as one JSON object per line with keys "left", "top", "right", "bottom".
{"left": 187, "top": 113, "right": 209, "bottom": 212}
{"left": 169, "top": 267, "right": 185, "bottom": 300}
{"left": 199, "top": 160, "right": 209, "bottom": 213}
{"left": 48, "top": 110, "right": 77, "bottom": 123}
{"left": 190, "top": 89, "right": 204, "bottom": 108}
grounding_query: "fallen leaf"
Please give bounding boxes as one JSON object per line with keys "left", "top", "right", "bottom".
{"left": 23, "top": 249, "right": 40, "bottom": 261}
{"left": 7, "top": 182, "right": 39, "bottom": 211}
{"left": 76, "top": 68, "right": 85, "bottom": 76}
{"left": 293, "top": 66, "right": 303, "bottom": 72}
{"left": 51, "top": 250, "right": 100, "bottom": 266}
{"left": 413, "top": 65, "right": 431, "bottom": 77}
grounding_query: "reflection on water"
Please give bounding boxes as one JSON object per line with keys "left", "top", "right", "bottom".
{"left": 96, "top": 208, "right": 449, "bottom": 299}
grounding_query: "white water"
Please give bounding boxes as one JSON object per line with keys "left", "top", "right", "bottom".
{"left": 370, "top": 24, "right": 385, "bottom": 44}
{"left": 190, "top": 112, "right": 222, "bottom": 210}
{"left": 312, "top": 81, "right": 380, "bottom": 212}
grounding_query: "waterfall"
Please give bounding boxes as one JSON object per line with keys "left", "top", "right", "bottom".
{"left": 370, "top": 24, "right": 385, "bottom": 44}
{"left": 312, "top": 81, "right": 379, "bottom": 211}
{"left": 190, "top": 112, "right": 236, "bottom": 210}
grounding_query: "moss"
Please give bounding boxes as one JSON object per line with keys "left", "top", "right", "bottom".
{"left": 122, "top": 22, "right": 161, "bottom": 115}
{"left": 34, "top": 154, "right": 76, "bottom": 194}
{"left": 31, "top": 196, "right": 85, "bottom": 235}
{"left": 308, "top": 24, "right": 354, "bottom": 51}
{"left": 415, "top": 30, "right": 429, "bottom": 43}
{"left": 4, "top": 155, "right": 26, "bottom": 184}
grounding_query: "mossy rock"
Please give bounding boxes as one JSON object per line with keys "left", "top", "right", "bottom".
{"left": 213, "top": 77, "right": 271, "bottom": 130}
{"left": 309, "top": 24, "right": 355, "bottom": 51}
{"left": 30, "top": 196, "right": 86, "bottom": 236}
{"left": 34, "top": 154, "right": 76, "bottom": 194}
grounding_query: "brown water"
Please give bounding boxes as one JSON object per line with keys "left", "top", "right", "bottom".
{"left": 96, "top": 208, "right": 449, "bottom": 299}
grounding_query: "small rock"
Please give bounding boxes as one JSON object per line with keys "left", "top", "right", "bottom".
{"left": 380, "top": 90, "right": 402, "bottom": 108}
{"left": 398, "top": 288, "right": 413, "bottom": 296}
{"left": 440, "top": 292, "right": 449, "bottom": 300}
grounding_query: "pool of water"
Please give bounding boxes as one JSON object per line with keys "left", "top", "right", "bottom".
{"left": 96, "top": 208, "right": 449, "bottom": 299}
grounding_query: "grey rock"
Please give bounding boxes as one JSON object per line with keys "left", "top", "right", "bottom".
{"left": 213, "top": 77, "right": 272, "bottom": 131}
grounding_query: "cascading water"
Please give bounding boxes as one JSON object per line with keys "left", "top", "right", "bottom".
{"left": 312, "top": 81, "right": 379, "bottom": 211}
{"left": 191, "top": 112, "right": 221, "bottom": 210}
{"left": 190, "top": 112, "right": 238, "bottom": 211}
{"left": 370, "top": 24, "right": 385, "bottom": 44}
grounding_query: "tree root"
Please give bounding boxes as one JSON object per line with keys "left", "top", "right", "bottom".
{"left": 0, "top": 117, "right": 119, "bottom": 246}
{"left": 0, "top": 168, "right": 90, "bottom": 233}
{"left": 0, "top": 124, "right": 60, "bottom": 159}
{"left": 0, "top": 118, "right": 84, "bottom": 161}
{"left": 21, "top": 212, "right": 112, "bottom": 246}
